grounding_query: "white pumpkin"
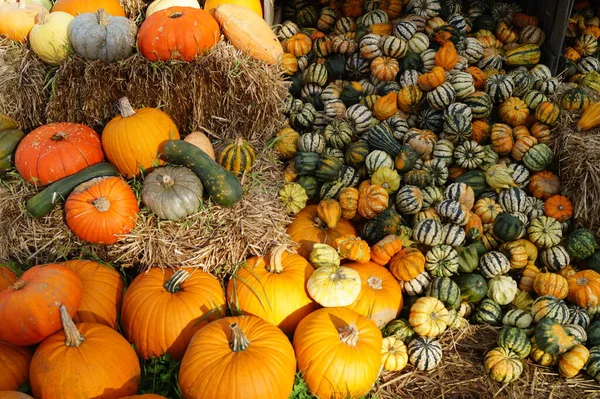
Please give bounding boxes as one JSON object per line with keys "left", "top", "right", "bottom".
{"left": 306, "top": 265, "right": 361, "bottom": 307}
{"left": 29, "top": 9, "right": 73, "bottom": 65}
{"left": 146, "top": 0, "right": 200, "bottom": 17}
{"left": 0, "top": 0, "right": 51, "bottom": 10}
{"left": 487, "top": 275, "right": 518, "bottom": 305}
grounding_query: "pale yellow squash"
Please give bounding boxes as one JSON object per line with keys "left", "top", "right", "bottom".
{"left": 183, "top": 131, "right": 215, "bottom": 160}
{"left": 306, "top": 265, "right": 361, "bottom": 307}
{"left": 29, "top": 9, "right": 73, "bottom": 65}
{"left": 214, "top": 4, "right": 283, "bottom": 65}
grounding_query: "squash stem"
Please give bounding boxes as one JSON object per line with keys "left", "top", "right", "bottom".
{"left": 92, "top": 197, "right": 111, "bottom": 212}
{"left": 60, "top": 304, "right": 85, "bottom": 348}
{"left": 18, "top": 0, "right": 26, "bottom": 9}
{"left": 36, "top": 8, "right": 48, "bottom": 24}
{"left": 10, "top": 279, "right": 26, "bottom": 290}
{"left": 266, "top": 245, "right": 287, "bottom": 273}
{"left": 117, "top": 97, "right": 136, "bottom": 118}
{"left": 51, "top": 131, "right": 67, "bottom": 141}
{"left": 161, "top": 174, "right": 175, "bottom": 187}
{"left": 338, "top": 323, "right": 359, "bottom": 347}
{"left": 229, "top": 323, "right": 250, "bottom": 352}
{"left": 164, "top": 269, "right": 190, "bottom": 293}
{"left": 97, "top": 8, "right": 110, "bottom": 26}
{"left": 366, "top": 275, "right": 383, "bottom": 290}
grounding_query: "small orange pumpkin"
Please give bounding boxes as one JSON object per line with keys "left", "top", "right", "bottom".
{"left": 317, "top": 199, "right": 342, "bottom": 229}
{"left": 511, "top": 135, "right": 538, "bottom": 161}
{"left": 389, "top": 247, "right": 425, "bottom": 282}
{"left": 357, "top": 184, "right": 389, "bottom": 219}
{"left": 468, "top": 66, "right": 486, "bottom": 90}
{"left": 370, "top": 235, "right": 403, "bottom": 266}
{"left": 339, "top": 187, "right": 360, "bottom": 220}
{"left": 472, "top": 120, "right": 491, "bottom": 144}
{"left": 286, "top": 33, "right": 312, "bottom": 57}
{"left": 545, "top": 195, "right": 573, "bottom": 222}
{"left": 417, "top": 66, "right": 446, "bottom": 91}
{"left": 371, "top": 56, "right": 400, "bottom": 81}
{"left": 498, "top": 97, "right": 530, "bottom": 127}
{"left": 374, "top": 92, "right": 398, "bottom": 120}
{"left": 567, "top": 270, "right": 600, "bottom": 307}
{"left": 530, "top": 122, "right": 551, "bottom": 144}
{"left": 519, "top": 263, "right": 541, "bottom": 292}
{"left": 563, "top": 47, "right": 581, "bottom": 63}
{"left": 335, "top": 235, "right": 371, "bottom": 264}
{"left": 533, "top": 272, "right": 569, "bottom": 299}
{"left": 513, "top": 13, "right": 539, "bottom": 28}
{"left": 434, "top": 41, "right": 458, "bottom": 71}
{"left": 397, "top": 85, "right": 424, "bottom": 114}
{"left": 490, "top": 123, "right": 514, "bottom": 155}
{"left": 529, "top": 171, "right": 560, "bottom": 200}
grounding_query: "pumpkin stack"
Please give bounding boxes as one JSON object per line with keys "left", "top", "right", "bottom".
{"left": 275, "top": 0, "right": 600, "bottom": 388}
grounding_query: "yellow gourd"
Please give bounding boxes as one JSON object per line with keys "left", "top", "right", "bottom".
{"left": 205, "top": 0, "right": 262, "bottom": 17}
{"left": 29, "top": 9, "right": 73, "bottom": 65}
{"left": 577, "top": 102, "right": 600, "bottom": 131}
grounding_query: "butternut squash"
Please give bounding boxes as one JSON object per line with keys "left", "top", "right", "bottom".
{"left": 184, "top": 132, "right": 216, "bottom": 160}
{"left": 577, "top": 102, "right": 600, "bottom": 131}
{"left": 214, "top": 4, "right": 282, "bottom": 65}
{"left": 204, "top": 0, "right": 261, "bottom": 17}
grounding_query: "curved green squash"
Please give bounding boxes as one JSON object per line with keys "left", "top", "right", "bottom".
{"left": 0, "top": 128, "right": 24, "bottom": 171}
{"left": 453, "top": 273, "right": 487, "bottom": 303}
{"left": 26, "top": 162, "right": 119, "bottom": 218}
{"left": 163, "top": 140, "right": 243, "bottom": 207}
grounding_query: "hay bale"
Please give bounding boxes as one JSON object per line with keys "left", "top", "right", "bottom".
{"left": 0, "top": 149, "right": 292, "bottom": 276}
{"left": 376, "top": 325, "right": 600, "bottom": 399}
{"left": 119, "top": 0, "right": 147, "bottom": 21}
{"left": 550, "top": 84, "right": 600, "bottom": 236}
{"left": 46, "top": 41, "right": 289, "bottom": 145}
{"left": 0, "top": 37, "right": 49, "bottom": 130}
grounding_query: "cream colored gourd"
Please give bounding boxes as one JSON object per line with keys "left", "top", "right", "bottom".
{"left": 183, "top": 132, "right": 215, "bottom": 160}
{"left": 214, "top": 4, "right": 282, "bottom": 65}
{"left": 145, "top": 0, "right": 199, "bottom": 17}
{"left": 306, "top": 265, "right": 361, "bottom": 307}
{"left": 29, "top": 9, "right": 73, "bottom": 65}
{"left": 0, "top": 0, "right": 43, "bottom": 42}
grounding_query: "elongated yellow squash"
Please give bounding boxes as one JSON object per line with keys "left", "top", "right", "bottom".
{"left": 204, "top": 0, "right": 261, "bottom": 17}
{"left": 577, "top": 102, "right": 600, "bottom": 131}
{"left": 214, "top": 4, "right": 282, "bottom": 65}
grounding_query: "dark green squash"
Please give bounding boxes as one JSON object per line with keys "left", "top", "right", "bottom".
{"left": 385, "top": 318, "right": 416, "bottom": 343}
{"left": 402, "top": 169, "right": 433, "bottom": 188}
{"left": 498, "top": 326, "right": 531, "bottom": 359}
{"left": 394, "top": 145, "right": 419, "bottom": 173}
{"left": 296, "top": 175, "right": 319, "bottom": 199}
{"left": 473, "top": 15, "right": 496, "bottom": 32}
{"left": 426, "top": 276, "right": 461, "bottom": 310}
{"left": 493, "top": 212, "right": 524, "bottom": 242}
{"left": 368, "top": 124, "right": 402, "bottom": 157}
{"left": 401, "top": 52, "right": 422, "bottom": 71}
{"left": 294, "top": 151, "right": 321, "bottom": 175}
{"left": 319, "top": 180, "right": 345, "bottom": 200}
{"left": 534, "top": 318, "right": 576, "bottom": 355}
{"left": 453, "top": 170, "right": 489, "bottom": 196}
{"left": 565, "top": 228, "right": 598, "bottom": 260}
{"left": 345, "top": 140, "right": 370, "bottom": 168}
{"left": 456, "top": 244, "right": 481, "bottom": 273}
{"left": 473, "top": 298, "right": 503, "bottom": 326}
{"left": 315, "top": 156, "right": 342, "bottom": 182}
{"left": 26, "top": 162, "right": 119, "bottom": 218}
{"left": 453, "top": 273, "right": 487, "bottom": 303}
{"left": 0, "top": 125, "right": 24, "bottom": 171}
{"left": 588, "top": 320, "right": 600, "bottom": 347}
{"left": 325, "top": 54, "right": 346, "bottom": 80}
{"left": 163, "top": 140, "right": 243, "bottom": 207}
{"left": 586, "top": 250, "right": 600, "bottom": 273}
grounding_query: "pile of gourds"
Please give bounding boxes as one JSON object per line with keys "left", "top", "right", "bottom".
{"left": 0, "top": 0, "right": 282, "bottom": 65}
{"left": 275, "top": 0, "right": 600, "bottom": 389}
{"left": 0, "top": 100, "right": 253, "bottom": 244}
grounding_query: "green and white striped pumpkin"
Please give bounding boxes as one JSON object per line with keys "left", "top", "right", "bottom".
{"left": 432, "top": 139, "right": 454, "bottom": 164}
{"left": 360, "top": 33, "right": 383, "bottom": 59}
{"left": 462, "top": 37, "right": 484, "bottom": 64}
{"left": 426, "top": 276, "right": 461, "bottom": 310}
{"left": 303, "top": 63, "right": 328, "bottom": 86}
{"left": 449, "top": 72, "right": 476, "bottom": 99}
{"left": 484, "top": 74, "right": 514, "bottom": 103}
{"left": 441, "top": 223, "right": 466, "bottom": 247}
{"left": 402, "top": 271, "right": 432, "bottom": 296}
{"left": 528, "top": 216, "right": 562, "bottom": 249}
{"left": 319, "top": 180, "right": 345, "bottom": 200}
{"left": 396, "top": 185, "right": 423, "bottom": 215}
{"left": 498, "top": 187, "right": 528, "bottom": 213}
{"left": 522, "top": 90, "right": 548, "bottom": 111}
{"left": 399, "top": 69, "right": 421, "bottom": 87}
{"left": 540, "top": 246, "right": 570, "bottom": 272}
{"left": 413, "top": 218, "right": 443, "bottom": 246}
{"left": 422, "top": 158, "right": 449, "bottom": 186}
{"left": 346, "top": 103, "right": 373, "bottom": 134}
{"left": 502, "top": 309, "right": 533, "bottom": 330}
{"left": 531, "top": 295, "right": 569, "bottom": 324}
{"left": 367, "top": 124, "right": 402, "bottom": 156}
{"left": 427, "top": 81, "right": 456, "bottom": 110}
{"left": 323, "top": 119, "right": 353, "bottom": 149}
{"left": 365, "top": 150, "right": 394, "bottom": 175}
{"left": 437, "top": 199, "right": 468, "bottom": 226}
{"left": 381, "top": 35, "right": 408, "bottom": 58}
{"left": 479, "top": 251, "right": 510, "bottom": 278}
{"left": 522, "top": 143, "right": 553, "bottom": 172}
{"left": 297, "top": 132, "right": 326, "bottom": 154}
{"left": 534, "top": 76, "right": 559, "bottom": 96}
{"left": 339, "top": 165, "right": 360, "bottom": 187}
{"left": 418, "top": 107, "right": 445, "bottom": 132}
{"left": 508, "top": 164, "right": 530, "bottom": 188}
{"left": 408, "top": 32, "right": 430, "bottom": 54}
{"left": 421, "top": 185, "right": 445, "bottom": 210}
{"left": 567, "top": 305, "right": 591, "bottom": 329}
{"left": 463, "top": 91, "right": 493, "bottom": 119}
{"left": 498, "top": 326, "right": 531, "bottom": 358}
{"left": 393, "top": 20, "right": 417, "bottom": 40}
{"left": 508, "top": 67, "right": 533, "bottom": 98}
{"left": 408, "top": 336, "right": 443, "bottom": 371}
{"left": 384, "top": 116, "right": 410, "bottom": 140}
{"left": 578, "top": 56, "right": 600, "bottom": 74}
{"left": 454, "top": 140, "right": 485, "bottom": 169}
{"left": 473, "top": 298, "right": 503, "bottom": 326}
{"left": 420, "top": 48, "right": 437, "bottom": 72}
{"left": 426, "top": 244, "right": 459, "bottom": 277}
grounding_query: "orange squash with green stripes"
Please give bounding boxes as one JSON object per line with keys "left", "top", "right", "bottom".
{"left": 218, "top": 137, "right": 256, "bottom": 176}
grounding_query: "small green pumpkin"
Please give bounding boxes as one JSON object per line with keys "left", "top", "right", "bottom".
{"left": 453, "top": 273, "right": 487, "bottom": 303}
{"left": 473, "top": 298, "right": 503, "bottom": 326}
{"left": 385, "top": 318, "right": 416, "bottom": 343}
{"left": 493, "top": 212, "right": 524, "bottom": 242}
{"left": 534, "top": 318, "right": 577, "bottom": 355}
{"left": 456, "top": 244, "right": 480, "bottom": 273}
{"left": 498, "top": 327, "right": 531, "bottom": 358}
{"left": 426, "top": 276, "right": 461, "bottom": 310}
{"left": 565, "top": 228, "right": 598, "bottom": 261}
{"left": 218, "top": 137, "right": 256, "bottom": 176}
{"left": 531, "top": 295, "right": 569, "bottom": 323}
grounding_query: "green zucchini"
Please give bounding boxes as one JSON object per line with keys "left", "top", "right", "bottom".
{"left": 163, "top": 140, "right": 243, "bottom": 207}
{"left": 27, "top": 162, "right": 119, "bottom": 218}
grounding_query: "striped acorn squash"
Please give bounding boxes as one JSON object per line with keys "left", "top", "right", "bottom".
{"left": 473, "top": 298, "right": 503, "bottom": 326}
{"left": 402, "top": 169, "right": 433, "bottom": 188}
{"left": 319, "top": 181, "right": 345, "bottom": 200}
{"left": 531, "top": 295, "right": 569, "bottom": 323}
{"left": 567, "top": 305, "right": 590, "bottom": 329}
{"left": 485, "top": 347, "right": 524, "bottom": 383}
{"left": 502, "top": 309, "right": 533, "bottom": 330}
{"left": 479, "top": 251, "right": 510, "bottom": 278}
{"left": 425, "top": 245, "right": 459, "bottom": 278}
{"left": 413, "top": 218, "right": 443, "bottom": 246}
{"left": 463, "top": 91, "right": 492, "bottom": 120}
{"left": 315, "top": 156, "right": 343, "bottom": 182}
{"left": 540, "top": 246, "right": 570, "bottom": 272}
{"left": 504, "top": 44, "right": 541, "bottom": 66}
{"left": 295, "top": 151, "right": 321, "bottom": 175}
{"left": 493, "top": 212, "right": 524, "bottom": 241}
{"left": 367, "top": 124, "right": 402, "bottom": 157}
{"left": 528, "top": 216, "right": 562, "bottom": 249}
{"left": 365, "top": 150, "right": 394, "bottom": 175}
{"left": 296, "top": 175, "right": 318, "bottom": 199}
{"left": 498, "top": 326, "right": 531, "bottom": 358}
{"left": 407, "top": 336, "right": 443, "bottom": 372}
{"left": 402, "top": 271, "right": 432, "bottom": 297}
{"left": 484, "top": 74, "right": 515, "bottom": 103}
{"left": 218, "top": 138, "right": 256, "bottom": 175}
{"left": 535, "top": 318, "right": 577, "bottom": 355}
{"left": 530, "top": 337, "right": 559, "bottom": 366}
{"left": 453, "top": 273, "right": 487, "bottom": 303}
{"left": 426, "top": 276, "right": 461, "bottom": 310}
{"left": 588, "top": 321, "right": 600, "bottom": 347}
{"left": 345, "top": 140, "right": 370, "bottom": 168}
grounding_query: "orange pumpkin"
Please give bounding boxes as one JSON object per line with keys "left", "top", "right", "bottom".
{"left": 179, "top": 315, "right": 296, "bottom": 399}
{"left": 389, "top": 247, "right": 426, "bottom": 282}
{"left": 464, "top": 212, "right": 484, "bottom": 239}
{"left": 357, "top": 183, "right": 389, "bottom": 219}
{"left": 473, "top": 198, "right": 502, "bottom": 224}
{"left": 293, "top": 307, "right": 382, "bottom": 399}
{"left": 0, "top": 265, "right": 17, "bottom": 291}
{"left": 14, "top": 122, "right": 104, "bottom": 186}
{"left": 567, "top": 270, "right": 600, "bottom": 308}
{"left": 287, "top": 205, "right": 356, "bottom": 259}
{"left": 121, "top": 267, "right": 226, "bottom": 360}
{"left": 535, "top": 101, "right": 561, "bottom": 127}
{"left": 545, "top": 195, "right": 573, "bottom": 222}
{"left": 513, "top": 13, "right": 539, "bottom": 28}
{"left": 339, "top": 187, "right": 360, "bottom": 219}
{"left": 418, "top": 66, "right": 446, "bottom": 91}
{"left": 374, "top": 92, "right": 398, "bottom": 120}
{"left": 64, "top": 176, "right": 139, "bottom": 245}
{"left": 52, "top": 0, "right": 125, "bottom": 16}
{"left": 0, "top": 340, "right": 32, "bottom": 391}
{"left": 490, "top": 123, "right": 514, "bottom": 155}
{"left": 512, "top": 126, "right": 530, "bottom": 140}
{"left": 533, "top": 272, "right": 569, "bottom": 299}
{"left": 468, "top": 66, "right": 486, "bottom": 90}
{"left": 61, "top": 259, "right": 123, "bottom": 328}
{"left": 0, "top": 0, "right": 44, "bottom": 42}
{"left": 519, "top": 263, "right": 541, "bottom": 292}
{"left": 0, "top": 264, "right": 82, "bottom": 346}
{"left": 102, "top": 97, "right": 179, "bottom": 178}
{"left": 335, "top": 235, "right": 371, "bottom": 264}
{"left": 495, "top": 22, "right": 518, "bottom": 44}
{"left": 397, "top": 85, "right": 424, "bottom": 114}
{"left": 286, "top": 33, "right": 312, "bottom": 57}
{"left": 342, "top": 0, "right": 363, "bottom": 16}
{"left": 346, "top": 262, "right": 403, "bottom": 328}
{"left": 564, "top": 47, "right": 581, "bottom": 63}
{"left": 30, "top": 305, "right": 141, "bottom": 398}
{"left": 472, "top": 120, "right": 491, "bottom": 144}
{"left": 558, "top": 265, "right": 579, "bottom": 279}
{"left": 530, "top": 122, "right": 551, "bottom": 144}
{"left": 371, "top": 56, "right": 400, "bottom": 81}
{"left": 511, "top": 135, "right": 538, "bottom": 161}
{"left": 281, "top": 53, "right": 298, "bottom": 75}
{"left": 370, "top": 235, "right": 403, "bottom": 266}
{"left": 498, "top": 97, "right": 530, "bottom": 127}
{"left": 434, "top": 41, "right": 458, "bottom": 70}
{"left": 317, "top": 198, "right": 342, "bottom": 229}
{"left": 529, "top": 170, "right": 560, "bottom": 200}
{"left": 226, "top": 246, "right": 318, "bottom": 336}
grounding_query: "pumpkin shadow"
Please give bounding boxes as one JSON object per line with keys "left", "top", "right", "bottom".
{"left": 91, "top": 374, "right": 141, "bottom": 398}
{"left": 165, "top": 302, "right": 219, "bottom": 360}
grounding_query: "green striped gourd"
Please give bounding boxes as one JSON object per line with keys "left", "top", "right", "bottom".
{"left": 413, "top": 218, "right": 443, "bottom": 246}
{"left": 395, "top": 185, "right": 423, "bottom": 215}
{"left": 408, "top": 337, "right": 443, "bottom": 371}
{"left": 218, "top": 138, "right": 256, "bottom": 175}
{"left": 565, "top": 229, "right": 598, "bottom": 260}
{"left": 425, "top": 245, "right": 459, "bottom": 277}
{"left": 437, "top": 199, "right": 468, "bottom": 226}
{"left": 498, "top": 327, "right": 531, "bottom": 358}
{"left": 484, "top": 74, "right": 514, "bottom": 103}
{"left": 531, "top": 295, "right": 569, "bottom": 323}
{"left": 479, "top": 251, "right": 510, "bottom": 278}
{"left": 473, "top": 298, "right": 503, "bottom": 326}
{"left": 504, "top": 44, "right": 541, "bottom": 66}
{"left": 426, "top": 276, "right": 461, "bottom": 310}
{"left": 502, "top": 309, "right": 533, "bottom": 330}
{"left": 539, "top": 246, "right": 570, "bottom": 272}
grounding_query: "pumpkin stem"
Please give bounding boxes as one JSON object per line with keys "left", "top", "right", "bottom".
{"left": 97, "top": 8, "right": 110, "bottom": 26}
{"left": 161, "top": 174, "right": 175, "bottom": 187}
{"left": 18, "top": 0, "right": 27, "bottom": 9}
{"left": 169, "top": 11, "right": 184, "bottom": 18}
{"left": 266, "top": 245, "right": 287, "bottom": 273}
{"left": 313, "top": 217, "right": 326, "bottom": 230}
{"left": 51, "top": 131, "right": 68, "bottom": 141}
{"left": 367, "top": 275, "right": 383, "bottom": 290}
{"left": 60, "top": 304, "right": 85, "bottom": 348}
{"left": 229, "top": 323, "right": 250, "bottom": 352}
{"left": 117, "top": 97, "right": 136, "bottom": 118}
{"left": 92, "top": 197, "right": 111, "bottom": 212}
{"left": 338, "top": 323, "right": 359, "bottom": 347}
{"left": 10, "top": 279, "right": 26, "bottom": 290}
{"left": 36, "top": 8, "right": 48, "bottom": 24}
{"left": 164, "top": 269, "right": 190, "bottom": 293}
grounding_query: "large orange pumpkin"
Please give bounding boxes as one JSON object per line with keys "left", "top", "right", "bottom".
{"left": 179, "top": 315, "right": 296, "bottom": 399}
{"left": 119, "top": 395, "right": 168, "bottom": 399}
{"left": 62, "top": 259, "right": 124, "bottom": 328}
{"left": 51, "top": 0, "right": 125, "bottom": 16}
{"left": 101, "top": 97, "right": 180, "bottom": 178}
{"left": 293, "top": 307, "right": 382, "bottom": 399}
{"left": 0, "top": 264, "right": 17, "bottom": 291}
{"left": 345, "top": 261, "right": 403, "bottom": 328}
{"left": 14, "top": 122, "right": 104, "bottom": 186}
{"left": 0, "top": 0, "right": 43, "bottom": 42}
{"left": 287, "top": 204, "right": 356, "bottom": 259}
{"left": 138, "top": 7, "right": 219, "bottom": 62}
{"left": 64, "top": 176, "right": 139, "bottom": 245}
{"left": 0, "top": 392, "right": 34, "bottom": 399}
{"left": 226, "top": 246, "right": 319, "bottom": 336}
{"left": 0, "top": 340, "right": 32, "bottom": 391}
{"left": 567, "top": 270, "right": 600, "bottom": 308}
{"left": 30, "top": 305, "right": 141, "bottom": 399}
{"left": 121, "top": 267, "right": 226, "bottom": 360}
{"left": 0, "top": 263, "right": 82, "bottom": 346}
